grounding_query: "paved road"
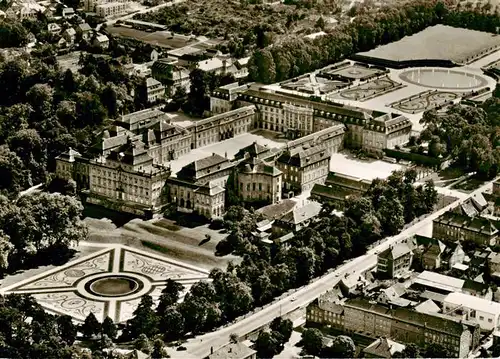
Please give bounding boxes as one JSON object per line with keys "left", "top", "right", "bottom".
{"left": 180, "top": 178, "right": 498, "bottom": 358}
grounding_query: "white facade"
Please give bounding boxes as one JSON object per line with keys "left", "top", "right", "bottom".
{"left": 444, "top": 292, "right": 500, "bottom": 331}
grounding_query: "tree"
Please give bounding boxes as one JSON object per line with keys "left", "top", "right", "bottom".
{"left": 423, "top": 343, "right": 452, "bottom": 358}
{"left": 101, "top": 316, "right": 117, "bottom": 340}
{"left": 8, "top": 129, "right": 47, "bottom": 184}
{"left": 124, "top": 295, "right": 158, "bottom": 340}
{"left": 26, "top": 83, "right": 54, "bottom": 120}
{"left": 248, "top": 48, "right": 276, "bottom": 84}
{"left": 0, "top": 20, "right": 29, "bottom": 48}
{"left": 186, "top": 68, "right": 209, "bottom": 117}
{"left": 0, "top": 145, "right": 31, "bottom": 198}
{"left": 254, "top": 331, "right": 279, "bottom": 358}
{"left": 394, "top": 343, "right": 420, "bottom": 358}
{"left": 81, "top": 312, "right": 101, "bottom": 339}
{"left": 75, "top": 92, "right": 107, "bottom": 128}
{"left": 315, "top": 16, "right": 326, "bottom": 29}
{"left": 159, "top": 306, "right": 184, "bottom": 340}
{"left": 322, "top": 335, "right": 355, "bottom": 358}
{"left": 377, "top": 197, "right": 405, "bottom": 235}
{"left": 270, "top": 317, "right": 293, "bottom": 344}
{"left": 13, "top": 192, "right": 88, "bottom": 258}
{"left": 301, "top": 328, "right": 323, "bottom": 357}
{"left": 157, "top": 279, "right": 184, "bottom": 317}
{"left": 46, "top": 173, "right": 77, "bottom": 196}
{"left": 56, "top": 315, "right": 77, "bottom": 345}
{"left": 134, "top": 333, "right": 150, "bottom": 353}
{"left": 151, "top": 338, "right": 168, "bottom": 359}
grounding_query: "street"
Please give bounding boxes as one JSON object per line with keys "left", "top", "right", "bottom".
{"left": 179, "top": 177, "right": 498, "bottom": 358}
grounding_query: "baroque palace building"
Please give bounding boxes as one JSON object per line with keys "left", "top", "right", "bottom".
{"left": 57, "top": 84, "right": 412, "bottom": 218}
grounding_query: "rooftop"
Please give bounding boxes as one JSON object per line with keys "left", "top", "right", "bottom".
{"left": 354, "top": 25, "right": 500, "bottom": 66}
{"left": 208, "top": 342, "right": 256, "bottom": 359}
{"left": 257, "top": 199, "right": 297, "bottom": 220}
{"left": 378, "top": 243, "right": 412, "bottom": 260}
{"left": 444, "top": 292, "right": 500, "bottom": 315}
{"left": 279, "top": 201, "right": 322, "bottom": 226}
{"left": 414, "top": 271, "right": 464, "bottom": 293}
{"left": 363, "top": 337, "right": 406, "bottom": 358}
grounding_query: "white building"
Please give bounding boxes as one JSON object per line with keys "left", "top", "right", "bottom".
{"left": 146, "top": 77, "right": 165, "bottom": 103}
{"left": 443, "top": 292, "right": 500, "bottom": 331}
{"left": 96, "top": 1, "right": 128, "bottom": 17}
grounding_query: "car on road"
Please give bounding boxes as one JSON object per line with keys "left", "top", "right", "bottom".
{"left": 290, "top": 296, "right": 296, "bottom": 302}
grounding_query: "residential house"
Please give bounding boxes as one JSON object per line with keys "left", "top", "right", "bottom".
{"left": 433, "top": 211, "right": 498, "bottom": 246}
{"left": 62, "top": 28, "right": 76, "bottom": 45}
{"left": 62, "top": 7, "right": 75, "bottom": 17}
{"left": 57, "top": 37, "right": 68, "bottom": 49}
{"left": 343, "top": 298, "right": 480, "bottom": 358}
{"left": 377, "top": 243, "right": 413, "bottom": 278}
{"left": 151, "top": 59, "right": 190, "bottom": 94}
{"left": 363, "top": 338, "right": 406, "bottom": 359}
{"left": 443, "top": 292, "right": 500, "bottom": 331}
{"left": 488, "top": 252, "right": 500, "bottom": 275}
{"left": 207, "top": 342, "right": 256, "bottom": 359}
{"left": 145, "top": 77, "right": 165, "bottom": 103}
{"left": 413, "top": 235, "right": 446, "bottom": 270}
{"left": 93, "top": 33, "right": 109, "bottom": 49}
{"left": 76, "top": 23, "right": 92, "bottom": 41}
{"left": 47, "top": 23, "right": 61, "bottom": 34}
{"left": 441, "top": 241, "right": 466, "bottom": 269}
{"left": 234, "top": 57, "right": 250, "bottom": 79}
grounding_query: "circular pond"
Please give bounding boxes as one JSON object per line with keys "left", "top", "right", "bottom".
{"left": 399, "top": 68, "right": 488, "bottom": 90}
{"left": 87, "top": 276, "right": 141, "bottom": 297}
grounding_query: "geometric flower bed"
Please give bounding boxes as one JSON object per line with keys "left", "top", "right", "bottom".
{"left": 0, "top": 244, "right": 208, "bottom": 323}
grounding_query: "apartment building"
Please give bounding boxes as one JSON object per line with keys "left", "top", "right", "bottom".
{"left": 96, "top": 2, "right": 128, "bottom": 17}
{"left": 343, "top": 298, "right": 480, "bottom": 358}
{"left": 306, "top": 289, "right": 345, "bottom": 330}
{"left": 377, "top": 243, "right": 413, "bottom": 278}
{"left": 433, "top": 211, "right": 498, "bottom": 246}
{"left": 84, "top": 0, "right": 129, "bottom": 14}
